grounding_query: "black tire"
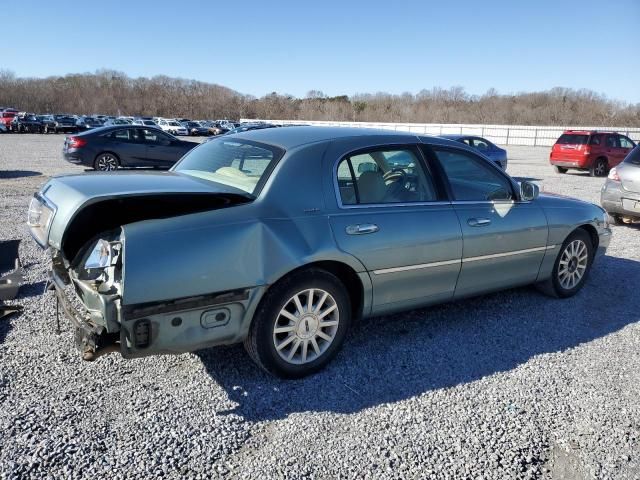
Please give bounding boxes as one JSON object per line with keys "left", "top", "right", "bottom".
{"left": 554, "top": 166, "right": 568, "bottom": 174}
{"left": 589, "top": 158, "right": 608, "bottom": 177}
{"left": 93, "top": 152, "right": 120, "bottom": 171}
{"left": 536, "top": 229, "right": 594, "bottom": 298}
{"left": 244, "top": 268, "right": 351, "bottom": 378}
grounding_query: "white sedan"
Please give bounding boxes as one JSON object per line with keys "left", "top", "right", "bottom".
{"left": 158, "top": 120, "right": 188, "bottom": 136}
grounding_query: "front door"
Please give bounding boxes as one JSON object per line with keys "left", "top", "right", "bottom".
{"left": 328, "top": 145, "right": 463, "bottom": 315}
{"left": 427, "top": 146, "right": 549, "bottom": 298}
{"left": 141, "top": 129, "right": 185, "bottom": 167}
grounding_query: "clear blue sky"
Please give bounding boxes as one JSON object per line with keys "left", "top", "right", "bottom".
{"left": 3, "top": 0, "right": 639, "bottom": 103}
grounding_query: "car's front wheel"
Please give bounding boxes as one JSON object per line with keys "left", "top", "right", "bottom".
{"left": 245, "top": 268, "right": 351, "bottom": 378}
{"left": 537, "top": 229, "right": 594, "bottom": 298}
{"left": 94, "top": 153, "right": 120, "bottom": 171}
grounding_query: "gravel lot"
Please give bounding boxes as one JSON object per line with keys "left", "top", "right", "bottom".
{"left": 0, "top": 133, "right": 638, "bottom": 480}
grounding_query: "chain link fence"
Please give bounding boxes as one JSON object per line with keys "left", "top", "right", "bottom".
{"left": 241, "top": 119, "right": 640, "bottom": 147}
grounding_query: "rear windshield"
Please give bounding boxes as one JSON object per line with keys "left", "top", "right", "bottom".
{"left": 174, "top": 138, "right": 285, "bottom": 195}
{"left": 556, "top": 134, "right": 589, "bottom": 145}
{"left": 624, "top": 145, "right": 640, "bottom": 165}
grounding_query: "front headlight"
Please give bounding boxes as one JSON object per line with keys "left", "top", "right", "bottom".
{"left": 27, "top": 195, "right": 55, "bottom": 248}
{"left": 85, "top": 239, "right": 112, "bottom": 269}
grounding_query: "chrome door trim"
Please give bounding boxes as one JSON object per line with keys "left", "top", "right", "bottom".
{"left": 372, "top": 259, "right": 461, "bottom": 275}
{"left": 371, "top": 245, "right": 556, "bottom": 275}
{"left": 461, "top": 245, "right": 556, "bottom": 263}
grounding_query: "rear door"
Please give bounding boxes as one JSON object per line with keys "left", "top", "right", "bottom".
{"left": 427, "top": 146, "right": 549, "bottom": 298}
{"left": 327, "top": 142, "right": 463, "bottom": 315}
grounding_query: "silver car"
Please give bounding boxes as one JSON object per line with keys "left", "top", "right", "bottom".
{"left": 28, "top": 127, "right": 611, "bottom": 378}
{"left": 601, "top": 145, "right": 640, "bottom": 224}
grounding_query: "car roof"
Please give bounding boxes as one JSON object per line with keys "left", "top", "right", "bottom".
{"left": 228, "top": 126, "right": 462, "bottom": 149}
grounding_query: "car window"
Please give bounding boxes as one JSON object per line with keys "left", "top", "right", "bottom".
{"left": 624, "top": 145, "right": 640, "bottom": 165}
{"left": 556, "top": 134, "right": 588, "bottom": 145}
{"left": 336, "top": 147, "right": 437, "bottom": 205}
{"left": 434, "top": 148, "right": 514, "bottom": 202}
{"left": 105, "top": 129, "right": 132, "bottom": 141}
{"left": 141, "top": 128, "right": 172, "bottom": 144}
{"left": 619, "top": 136, "right": 635, "bottom": 149}
{"left": 606, "top": 135, "right": 620, "bottom": 148}
{"left": 174, "top": 139, "right": 284, "bottom": 195}
{"left": 589, "top": 135, "right": 601, "bottom": 145}
{"left": 471, "top": 138, "right": 490, "bottom": 150}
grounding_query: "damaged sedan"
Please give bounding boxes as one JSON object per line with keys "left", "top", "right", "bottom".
{"left": 29, "top": 127, "right": 611, "bottom": 378}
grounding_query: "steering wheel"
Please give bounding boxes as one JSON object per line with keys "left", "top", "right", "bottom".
{"left": 383, "top": 167, "right": 408, "bottom": 185}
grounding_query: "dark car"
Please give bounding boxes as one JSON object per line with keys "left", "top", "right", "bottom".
{"left": 53, "top": 115, "right": 79, "bottom": 133}
{"left": 63, "top": 125, "right": 198, "bottom": 171}
{"left": 441, "top": 135, "right": 508, "bottom": 169}
{"left": 38, "top": 115, "right": 57, "bottom": 134}
{"left": 10, "top": 113, "right": 43, "bottom": 133}
{"left": 76, "top": 117, "right": 103, "bottom": 130}
{"left": 183, "top": 121, "right": 211, "bottom": 136}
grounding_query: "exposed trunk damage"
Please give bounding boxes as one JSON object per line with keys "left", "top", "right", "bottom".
{"left": 50, "top": 191, "right": 252, "bottom": 360}
{"left": 61, "top": 193, "right": 252, "bottom": 262}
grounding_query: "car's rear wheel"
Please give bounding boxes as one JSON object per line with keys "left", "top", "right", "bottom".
{"left": 536, "top": 229, "right": 593, "bottom": 298}
{"left": 244, "top": 268, "right": 351, "bottom": 378}
{"left": 554, "top": 166, "right": 568, "bottom": 174}
{"left": 590, "top": 158, "right": 608, "bottom": 177}
{"left": 94, "top": 153, "right": 120, "bottom": 171}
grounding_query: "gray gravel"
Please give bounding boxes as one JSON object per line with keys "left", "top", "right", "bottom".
{"left": 0, "top": 133, "right": 638, "bottom": 479}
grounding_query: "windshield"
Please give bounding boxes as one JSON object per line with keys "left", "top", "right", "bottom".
{"left": 143, "top": 120, "right": 156, "bottom": 125}
{"left": 556, "top": 134, "right": 589, "bottom": 145}
{"left": 174, "top": 139, "right": 285, "bottom": 195}
{"left": 169, "top": 121, "right": 181, "bottom": 126}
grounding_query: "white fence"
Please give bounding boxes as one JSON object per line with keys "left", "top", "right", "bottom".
{"left": 240, "top": 119, "right": 640, "bottom": 147}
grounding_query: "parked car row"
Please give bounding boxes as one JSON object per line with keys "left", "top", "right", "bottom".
{"left": 0, "top": 107, "right": 240, "bottom": 136}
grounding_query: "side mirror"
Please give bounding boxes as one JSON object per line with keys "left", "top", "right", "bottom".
{"left": 520, "top": 181, "right": 539, "bottom": 201}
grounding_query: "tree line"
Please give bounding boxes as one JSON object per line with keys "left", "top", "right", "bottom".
{"left": 1, "top": 70, "right": 638, "bottom": 126}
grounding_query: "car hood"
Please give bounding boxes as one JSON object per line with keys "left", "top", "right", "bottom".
{"left": 39, "top": 171, "right": 252, "bottom": 250}
{"left": 536, "top": 191, "right": 595, "bottom": 208}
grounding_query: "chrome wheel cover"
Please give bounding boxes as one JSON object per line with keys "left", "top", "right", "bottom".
{"left": 272, "top": 288, "right": 339, "bottom": 365}
{"left": 558, "top": 239, "right": 588, "bottom": 289}
{"left": 96, "top": 154, "right": 118, "bottom": 171}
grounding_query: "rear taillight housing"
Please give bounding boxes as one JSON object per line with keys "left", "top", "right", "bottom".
{"left": 67, "top": 136, "right": 86, "bottom": 148}
{"left": 608, "top": 167, "right": 621, "bottom": 182}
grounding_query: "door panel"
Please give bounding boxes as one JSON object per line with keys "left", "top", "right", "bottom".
{"left": 452, "top": 201, "right": 548, "bottom": 297}
{"left": 428, "top": 146, "right": 549, "bottom": 298}
{"left": 104, "top": 129, "right": 147, "bottom": 166}
{"left": 330, "top": 205, "right": 462, "bottom": 314}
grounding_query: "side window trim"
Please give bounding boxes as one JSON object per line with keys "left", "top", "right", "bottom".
{"left": 333, "top": 143, "right": 447, "bottom": 209}
{"left": 427, "top": 145, "right": 520, "bottom": 203}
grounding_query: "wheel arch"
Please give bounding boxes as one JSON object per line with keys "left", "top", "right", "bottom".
{"left": 265, "top": 260, "right": 367, "bottom": 323}
{"left": 577, "top": 223, "right": 599, "bottom": 252}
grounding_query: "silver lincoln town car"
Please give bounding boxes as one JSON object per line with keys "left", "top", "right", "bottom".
{"left": 28, "top": 127, "right": 611, "bottom": 378}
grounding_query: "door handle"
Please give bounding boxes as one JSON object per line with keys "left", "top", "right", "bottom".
{"left": 346, "top": 223, "right": 379, "bottom": 235}
{"left": 467, "top": 218, "right": 491, "bottom": 227}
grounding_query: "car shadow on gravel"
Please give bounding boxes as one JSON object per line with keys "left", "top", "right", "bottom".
{"left": 197, "top": 255, "right": 640, "bottom": 421}
{"left": 0, "top": 170, "right": 42, "bottom": 179}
